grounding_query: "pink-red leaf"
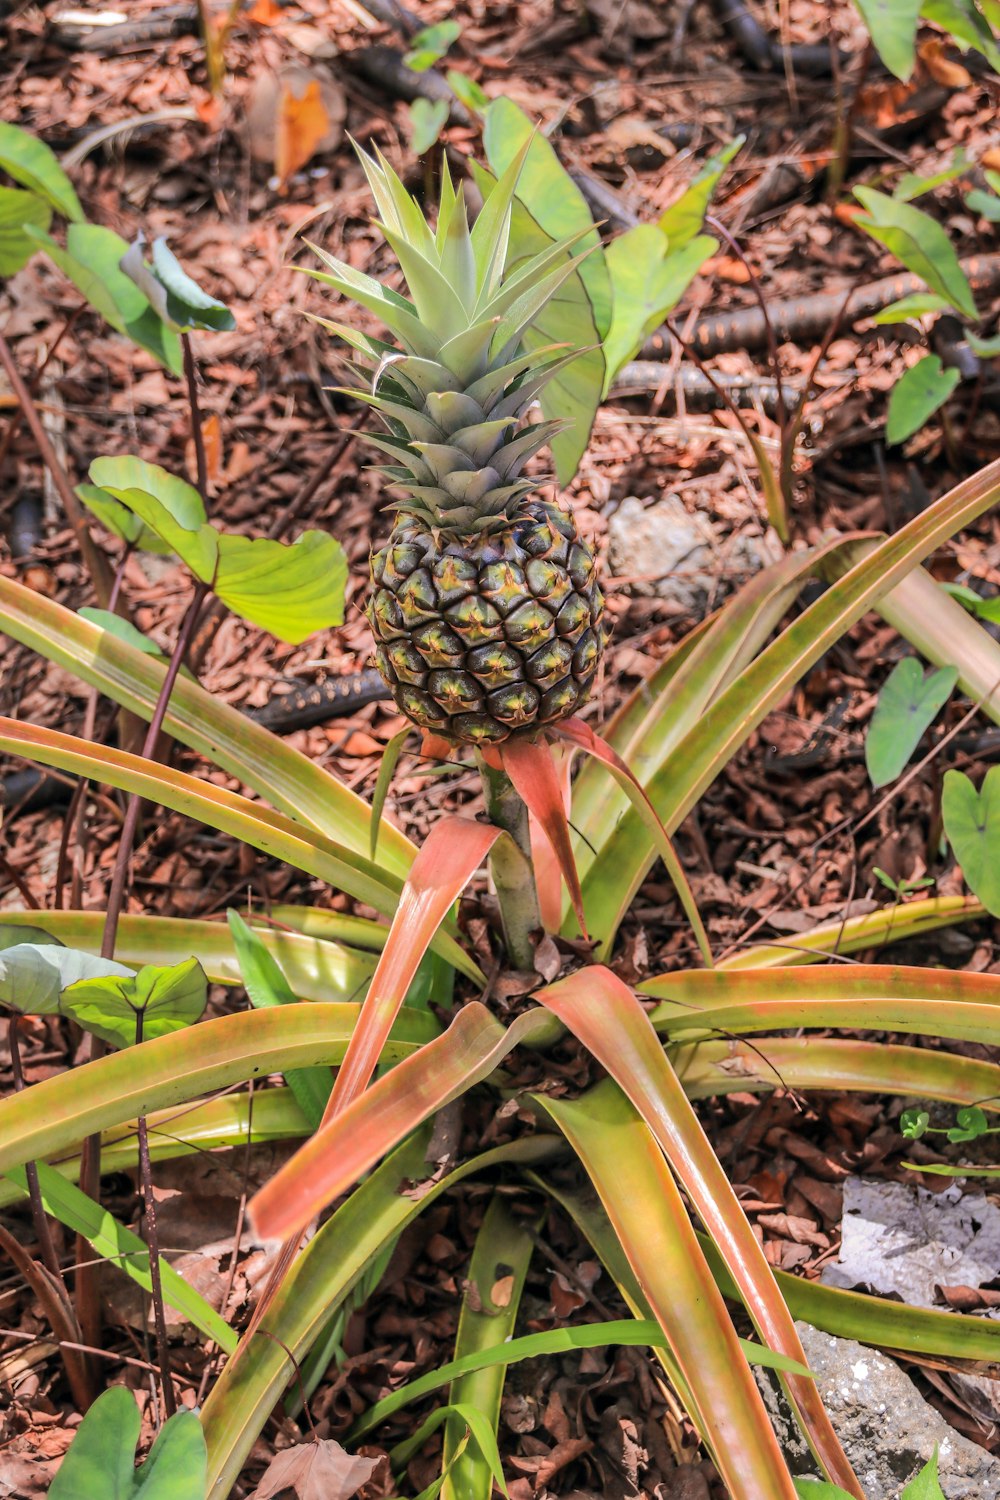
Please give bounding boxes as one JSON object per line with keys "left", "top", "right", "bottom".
{"left": 554, "top": 717, "right": 713, "bottom": 965}
{"left": 322, "top": 817, "right": 499, "bottom": 1127}
{"left": 536, "top": 964, "right": 861, "bottom": 1498}
{"left": 501, "top": 737, "right": 586, "bottom": 937}
{"left": 250, "top": 1004, "right": 557, "bottom": 1243}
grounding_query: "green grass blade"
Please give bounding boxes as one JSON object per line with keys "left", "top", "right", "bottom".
{"left": 442, "top": 1198, "right": 533, "bottom": 1500}
{"left": 4, "top": 1162, "right": 236, "bottom": 1352}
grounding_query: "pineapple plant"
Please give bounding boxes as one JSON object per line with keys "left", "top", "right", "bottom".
{"left": 306, "top": 142, "right": 608, "bottom": 746}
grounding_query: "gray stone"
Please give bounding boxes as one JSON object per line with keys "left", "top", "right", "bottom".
{"left": 756, "top": 1322, "right": 1000, "bottom": 1498}
{"left": 821, "top": 1178, "right": 1000, "bottom": 1309}
{"left": 606, "top": 494, "right": 775, "bottom": 615}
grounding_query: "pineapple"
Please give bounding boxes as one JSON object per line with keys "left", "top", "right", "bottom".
{"left": 308, "top": 142, "right": 607, "bottom": 746}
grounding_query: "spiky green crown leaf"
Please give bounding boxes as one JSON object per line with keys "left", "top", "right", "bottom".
{"left": 305, "top": 140, "right": 593, "bottom": 536}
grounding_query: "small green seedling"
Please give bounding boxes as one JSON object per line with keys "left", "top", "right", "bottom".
{"left": 872, "top": 867, "right": 935, "bottom": 898}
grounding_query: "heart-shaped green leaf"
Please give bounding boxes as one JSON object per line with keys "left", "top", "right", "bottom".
{"left": 61, "top": 958, "right": 207, "bottom": 1049}
{"left": 0, "top": 944, "right": 131, "bottom": 1014}
{"left": 213, "top": 530, "right": 347, "bottom": 643}
{"left": 854, "top": 188, "right": 978, "bottom": 320}
{"left": 26, "top": 223, "right": 182, "bottom": 372}
{"left": 658, "top": 136, "right": 744, "bottom": 250}
{"left": 87, "top": 455, "right": 217, "bottom": 580}
{"left": 120, "top": 236, "right": 235, "bottom": 334}
{"left": 852, "top": 0, "right": 922, "bottom": 79}
{"left": 942, "top": 766, "right": 1000, "bottom": 915}
{"left": 865, "top": 657, "right": 957, "bottom": 786}
{"left": 48, "top": 1386, "right": 206, "bottom": 1500}
{"left": 602, "top": 225, "right": 717, "bottom": 389}
{"left": 886, "top": 355, "right": 961, "bottom": 445}
{"left": 0, "top": 121, "right": 84, "bottom": 222}
{"left": 0, "top": 186, "right": 51, "bottom": 276}
{"left": 75, "top": 482, "right": 173, "bottom": 554}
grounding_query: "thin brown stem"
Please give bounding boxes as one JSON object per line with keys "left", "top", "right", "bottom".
{"left": 134, "top": 1009, "right": 176, "bottom": 1417}
{"left": 705, "top": 214, "right": 786, "bottom": 430}
{"left": 0, "top": 302, "right": 85, "bottom": 477}
{"left": 182, "top": 333, "right": 209, "bottom": 499}
{"left": 8, "top": 1017, "right": 63, "bottom": 1283}
{"left": 0, "top": 332, "right": 114, "bottom": 606}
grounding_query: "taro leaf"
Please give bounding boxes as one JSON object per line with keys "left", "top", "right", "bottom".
{"left": 404, "top": 19, "right": 460, "bottom": 71}
{"left": 901, "top": 1450, "right": 947, "bottom": 1499}
{"left": 922, "top": 0, "right": 1000, "bottom": 67}
{"left": 0, "top": 121, "right": 84, "bottom": 222}
{"left": 968, "top": 329, "right": 1000, "bottom": 356}
{"left": 61, "top": 958, "right": 207, "bottom": 1048}
{"left": 0, "top": 944, "right": 131, "bottom": 1015}
{"left": 853, "top": 188, "right": 978, "bottom": 320}
{"left": 227, "top": 909, "right": 332, "bottom": 1129}
{"left": 48, "top": 1385, "right": 207, "bottom": 1500}
{"left": 213, "top": 530, "right": 347, "bottom": 643}
{"left": 408, "top": 98, "right": 450, "bottom": 155}
{"left": 483, "top": 97, "right": 611, "bottom": 338}
{"left": 25, "top": 223, "right": 182, "bottom": 373}
{"left": 793, "top": 1484, "right": 854, "bottom": 1499}
{"left": 471, "top": 153, "right": 605, "bottom": 486}
{"left": 894, "top": 150, "right": 970, "bottom": 202}
{"left": 602, "top": 225, "right": 717, "bottom": 389}
{"left": 658, "top": 136, "right": 744, "bottom": 249}
{"left": 852, "top": 0, "right": 923, "bottom": 78}
{"left": 942, "top": 766, "right": 1000, "bottom": 915}
{"left": 87, "top": 455, "right": 217, "bottom": 580}
{"left": 0, "top": 187, "right": 51, "bottom": 276}
{"left": 966, "top": 187, "right": 1000, "bottom": 221}
{"left": 79, "top": 608, "right": 167, "bottom": 660}
{"left": 446, "top": 70, "right": 488, "bottom": 113}
{"left": 871, "top": 291, "right": 951, "bottom": 324}
{"left": 76, "top": 482, "right": 173, "bottom": 554}
{"left": 865, "top": 657, "right": 957, "bottom": 786}
{"left": 120, "top": 236, "right": 236, "bottom": 334}
{"left": 886, "top": 354, "right": 961, "bottom": 444}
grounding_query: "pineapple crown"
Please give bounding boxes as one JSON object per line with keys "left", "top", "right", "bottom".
{"left": 303, "top": 138, "right": 594, "bottom": 537}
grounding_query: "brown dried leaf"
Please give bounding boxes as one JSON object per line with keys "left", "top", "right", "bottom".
{"left": 252, "top": 1440, "right": 378, "bottom": 1500}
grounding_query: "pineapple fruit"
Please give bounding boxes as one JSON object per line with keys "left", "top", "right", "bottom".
{"left": 308, "top": 142, "right": 607, "bottom": 746}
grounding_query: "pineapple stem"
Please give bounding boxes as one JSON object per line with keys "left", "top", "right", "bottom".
{"left": 479, "top": 761, "right": 541, "bottom": 970}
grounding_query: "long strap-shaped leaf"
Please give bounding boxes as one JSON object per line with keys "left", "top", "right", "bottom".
{"left": 581, "top": 457, "right": 1000, "bottom": 945}
{"left": 0, "top": 908, "right": 376, "bottom": 1001}
{"left": 442, "top": 1197, "right": 534, "bottom": 1500}
{"left": 643, "top": 962, "right": 1000, "bottom": 1044}
{"left": 202, "top": 1131, "right": 563, "bottom": 1500}
{"left": 571, "top": 539, "right": 855, "bottom": 886}
{"left": 0, "top": 574, "right": 414, "bottom": 876}
{"left": 322, "top": 818, "right": 500, "bottom": 1125}
{"left": 722, "top": 894, "right": 985, "bottom": 969}
{"left": 675, "top": 1036, "right": 1000, "bottom": 1107}
{"left": 499, "top": 737, "right": 587, "bottom": 935}
{"left": 554, "top": 717, "right": 712, "bottom": 964}
{"left": 536, "top": 965, "right": 862, "bottom": 1496}
{"left": 250, "top": 1004, "right": 559, "bottom": 1242}
{"left": 0, "top": 1003, "right": 437, "bottom": 1176}
{"left": 539, "top": 1080, "right": 799, "bottom": 1500}
{"left": 0, "top": 717, "right": 475, "bottom": 979}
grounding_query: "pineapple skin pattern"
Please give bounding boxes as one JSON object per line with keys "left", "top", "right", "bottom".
{"left": 309, "top": 139, "right": 607, "bottom": 745}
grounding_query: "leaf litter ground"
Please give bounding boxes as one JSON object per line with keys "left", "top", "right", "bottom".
{"left": 1, "top": 0, "right": 1000, "bottom": 1494}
